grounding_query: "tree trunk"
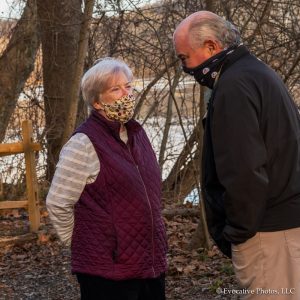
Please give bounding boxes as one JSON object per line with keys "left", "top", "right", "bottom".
{"left": 189, "top": 87, "right": 211, "bottom": 250}
{"left": 162, "top": 86, "right": 203, "bottom": 203}
{"left": 162, "top": 85, "right": 211, "bottom": 250}
{"left": 37, "top": 0, "right": 82, "bottom": 180}
{"left": 159, "top": 69, "right": 181, "bottom": 167}
{"left": 0, "top": 0, "right": 39, "bottom": 142}
{"left": 61, "top": 0, "right": 95, "bottom": 145}
{"left": 162, "top": 207, "right": 199, "bottom": 219}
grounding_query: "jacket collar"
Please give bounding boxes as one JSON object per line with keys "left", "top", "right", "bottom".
{"left": 90, "top": 110, "right": 141, "bottom": 142}
{"left": 220, "top": 45, "right": 250, "bottom": 77}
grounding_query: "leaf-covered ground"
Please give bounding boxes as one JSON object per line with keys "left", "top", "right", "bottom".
{"left": 0, "top": 206, "right": 240, "bottom": 300}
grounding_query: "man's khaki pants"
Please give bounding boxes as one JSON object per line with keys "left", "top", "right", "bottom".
{"left": 231, "top": 227, "right": 300, "bottom": 300}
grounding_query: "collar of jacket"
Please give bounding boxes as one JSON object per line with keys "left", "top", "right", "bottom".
{"left": 90, "top": 109, "right": 141, "bottom": 143}
{"left": 219, "top": 45, "right": 250, "bottom": 77}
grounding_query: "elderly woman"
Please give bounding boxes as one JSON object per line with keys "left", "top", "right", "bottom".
{"left": 46, "top": 57, "right": 167, "bottom": 300}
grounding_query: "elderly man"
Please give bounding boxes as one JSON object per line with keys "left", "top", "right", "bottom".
{"left": 173, "top": 11, "right": 300, "bottom": 299}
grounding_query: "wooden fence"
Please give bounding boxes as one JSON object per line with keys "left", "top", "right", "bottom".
{"left": 0, "top": 120, "right": 41, "bottom": 232}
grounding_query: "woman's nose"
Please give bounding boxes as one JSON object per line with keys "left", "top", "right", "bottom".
{"left": 121, "top": 87, "right": 130, "bottom": 96}
{"left": 122, "top": 90, "right": 128, "bottom": 97}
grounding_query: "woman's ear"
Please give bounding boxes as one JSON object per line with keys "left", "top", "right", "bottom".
{"left": 93, "top": 100, "right": 102, "bottom": 110}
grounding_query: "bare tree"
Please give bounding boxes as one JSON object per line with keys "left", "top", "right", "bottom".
{"left": 62, "top": 0, "right": 95, "bottom": 145}
{"left": 37, "top": 0, "right": 83, "bottom": 180}
{"left": 0, "top": 0, "right": 39, "bottom": 142}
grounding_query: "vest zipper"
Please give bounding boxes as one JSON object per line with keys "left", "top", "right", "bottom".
{"left": 126, "top": 144, "right": 156, "bottom": 277}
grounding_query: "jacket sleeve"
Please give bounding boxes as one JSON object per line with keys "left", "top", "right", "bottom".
{"left": 212, "top": 78, "right": 269, "bottom": 244}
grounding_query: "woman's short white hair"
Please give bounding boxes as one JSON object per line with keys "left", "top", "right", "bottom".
{"left": 81, "top": 57, "right": 133, "bottom": 108}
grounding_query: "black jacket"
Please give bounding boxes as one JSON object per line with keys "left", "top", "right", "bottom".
{"left": 202, "top": 45, "right": 300, "bottom": 257}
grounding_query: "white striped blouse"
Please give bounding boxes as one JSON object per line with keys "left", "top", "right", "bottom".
{"left": 46, "top": 130, "right": 128, "bottom": 246}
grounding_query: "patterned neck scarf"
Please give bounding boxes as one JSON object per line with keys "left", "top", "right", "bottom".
{"left": 182, "top": 45, "right": 238, "bottom": 89}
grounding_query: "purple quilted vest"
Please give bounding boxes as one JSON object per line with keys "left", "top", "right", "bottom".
{"left": 71, "top": 111, "right": 168, "bottom": 280}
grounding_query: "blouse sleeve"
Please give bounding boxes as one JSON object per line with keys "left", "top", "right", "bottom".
{"left": 46, "top": 133, "right": 100, "bottom": 246}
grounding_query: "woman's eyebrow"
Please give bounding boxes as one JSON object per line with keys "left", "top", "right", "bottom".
{"left": 110, "top": 81, "right": 132, "bottom": 88}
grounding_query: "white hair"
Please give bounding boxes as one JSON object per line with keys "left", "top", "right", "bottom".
{"left": 81, "top": 57, "right": 133, "bottom": 108}
{"left": 189, "top": 16, "right": 241, "bottom": 49}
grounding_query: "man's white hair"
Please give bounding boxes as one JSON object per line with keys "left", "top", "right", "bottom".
{"left": 189, "top": 15, "right": 241, "bottom": 49}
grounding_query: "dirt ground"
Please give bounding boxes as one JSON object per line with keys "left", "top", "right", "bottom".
{"left": 0, "top": 207, "right": 240, "bottom": 300}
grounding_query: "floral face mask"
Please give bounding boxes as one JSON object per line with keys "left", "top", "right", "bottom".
{"left": 100, "top": 94, "right": 135, "bottom": 123}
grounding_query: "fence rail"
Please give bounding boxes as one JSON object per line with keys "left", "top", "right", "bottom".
{"left": 0, "top": 120, "right": 41, "bottom": 232}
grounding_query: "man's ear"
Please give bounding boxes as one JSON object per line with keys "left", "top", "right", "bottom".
{"left": 203, "top": 40, "right": 223, "bottom": 56}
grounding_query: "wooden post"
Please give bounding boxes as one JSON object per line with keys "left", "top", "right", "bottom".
{"left": 22, "top": 120, "right": 40, "bottom": 232}
{"left": 0, "top": 174, "right": 3, "bottom": 197}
